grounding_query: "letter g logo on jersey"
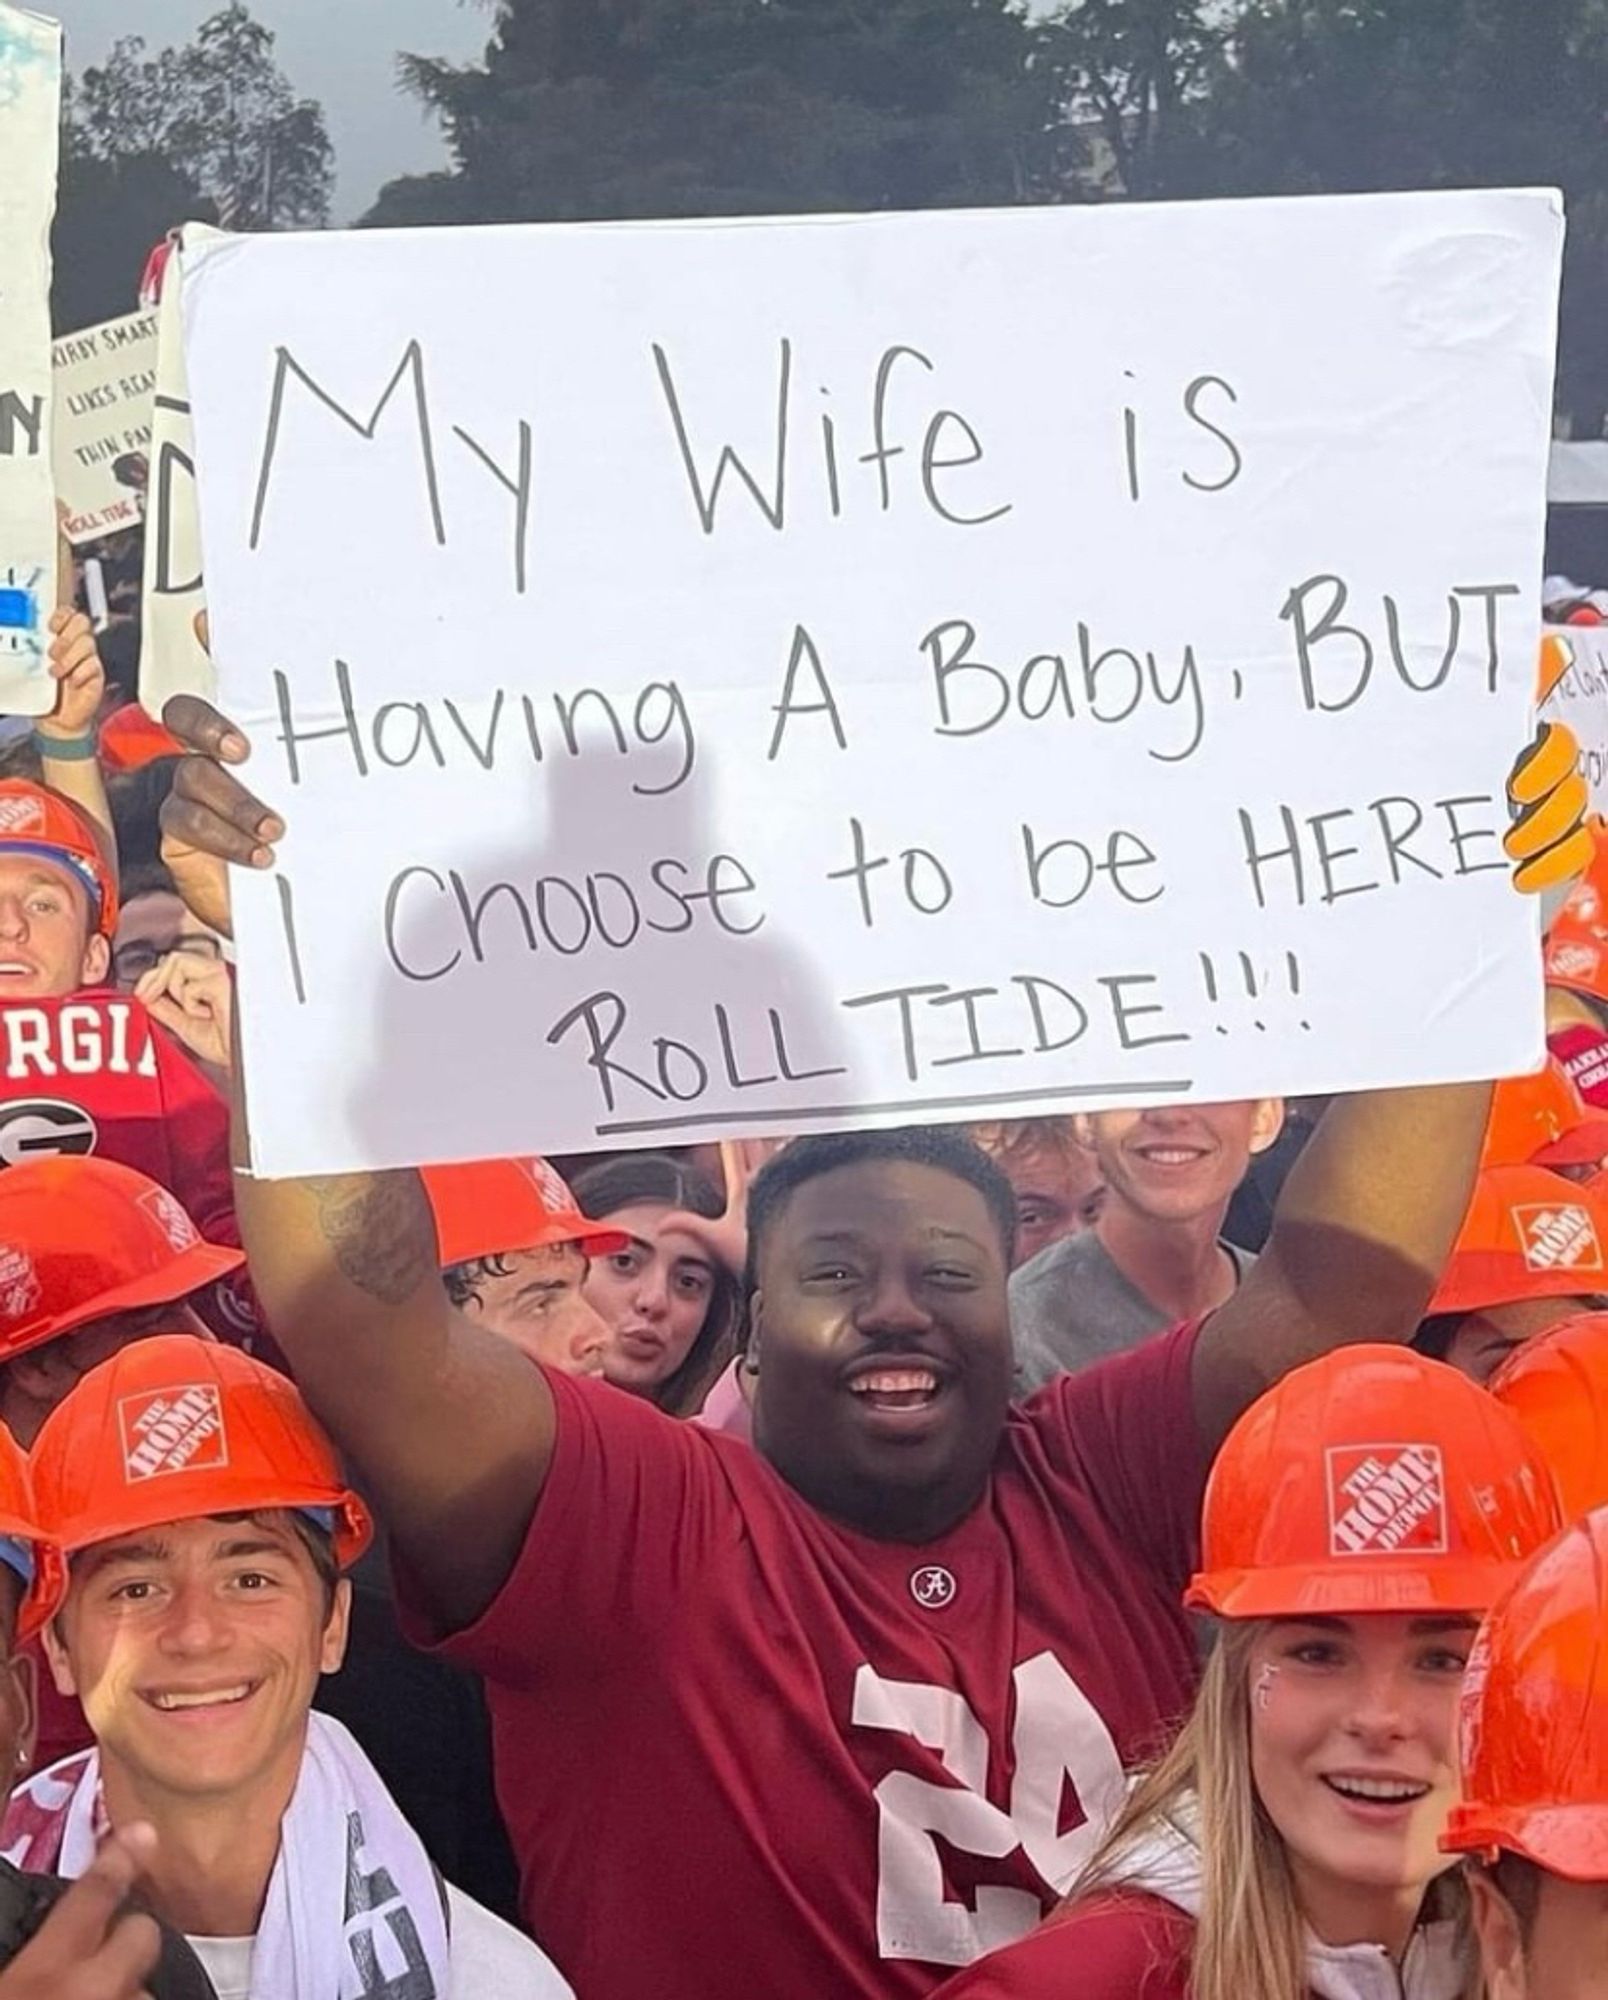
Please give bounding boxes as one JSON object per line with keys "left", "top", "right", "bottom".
{"left": 0, "top": 1100, "right": 97, "bottom": 1167}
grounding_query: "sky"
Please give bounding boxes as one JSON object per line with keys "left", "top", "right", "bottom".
{"left": 51, "top": 0, "right": 493, "bottom": 221}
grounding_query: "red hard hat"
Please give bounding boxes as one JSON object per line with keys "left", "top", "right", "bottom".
{"left": 1484, "top": 1065, "right": 1608, "bottom": 1173}
{"left": 0, "top": 1157, "right": 242, "bottom": 1363}
{"left": 1186, "top": 1345, "right": 1561, "bottom": 1619}
{"left": 0, "top": 781, "right": 118, "bottom": 938}
{"left": 1490, "top": 1312, "right": 1608, "bottom": 1524}
{"left": 0, "top": 1424, "right": 64, "bottom": 1643}
{"left": 423, "top": 1157, "right": 628, "bottom": 1269}
{"left": 1428, "top": 1165, "right": 1608, "bottom": 1317}
{"left": 1443, "top": 1508, "right": 1608, "bottom": 1880}
{"left": 31, "top": 1334, "right": 371, "bottom": 1568}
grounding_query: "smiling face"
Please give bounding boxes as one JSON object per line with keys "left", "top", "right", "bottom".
{"left": 748, "top": 1160, "right": 1013, "bottom": 1541}
{"left": 454, "top": 1242, "right": 608, "bottom": 1376}
{"left": 45, "top": 1511, "right": 349, "bottom": 1808}
{"left": 584, "top": 1203, "right": 718, "bottom": 1393}
{"left": 1248, "top": 1613, "right": 1475, "bottom": 1944}
{"left": 1079, "top": 1100, "right": 1283, "bottom": 1227}
{"left": 0, "top": 854, "right": 107, "bottom": 996}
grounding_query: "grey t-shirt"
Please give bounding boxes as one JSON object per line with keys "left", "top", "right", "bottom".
{"left": 1010, "top": 1229, "right": 1256, "bottom": 1392}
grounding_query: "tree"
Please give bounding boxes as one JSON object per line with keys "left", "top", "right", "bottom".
{"left": 69, "top": 3, "right": 334, "bottom": 231}
{"left": 365, "top": 0, "right": 1075, "bottom": 228}
{"left": 51, "top": 144, "right": 211, "bottom": 332}
{"left": 1037, "top": 0, "right": 1228, "bottom": 200}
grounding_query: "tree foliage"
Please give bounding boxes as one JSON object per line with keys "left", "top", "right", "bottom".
{"left": 68, "top": 3, "right": 333, "bottom": 231}
{"left": 367, "top": 0, "right": 1075, "bottom": 226}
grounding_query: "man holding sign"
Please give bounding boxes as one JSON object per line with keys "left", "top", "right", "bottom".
{"left": 152, "top": 652, "right": 1585, "bottom": 1999}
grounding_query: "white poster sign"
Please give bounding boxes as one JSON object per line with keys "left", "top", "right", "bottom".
{"left": 0, "top": 3, "right": 61, "bottom": 713}
{"left": 180, "top": 192, "right": 1562, "bottom": 1178}
{"left": 52, "top": 309, "right": 159, "bottom": 544}
{"left": 139, "top": 224, "right": 219, "bottom": 715}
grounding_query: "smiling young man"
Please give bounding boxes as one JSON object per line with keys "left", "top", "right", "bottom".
{"left": 2, "top": 1335, "right": 569, "bottom": 2000}
{"left": 1011, "top": 1100, "right": 1285, "bottom": 1388}
{"left": 150, "top": 685, "right": 1588, "bottom": 1999}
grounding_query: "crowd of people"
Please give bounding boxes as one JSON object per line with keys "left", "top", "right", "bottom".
{"left": 0, "top": 325, "right": 1606, "bottom": 2000}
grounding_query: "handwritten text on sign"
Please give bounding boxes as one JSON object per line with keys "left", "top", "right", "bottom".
{"left": 179, "top": 194, "right": 1561, "bottom": 1177}
{"left": 52, "top": 309, "right": 158, "bottom": 545}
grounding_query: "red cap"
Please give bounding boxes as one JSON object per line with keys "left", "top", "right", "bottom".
{"left": 0, "top": 1425, "right": 64, "bottom": 1642}
{"left": 1428, "top": 1166, "right": 1608, "bottom": 1317}
{"left": 96, "top": 703, "right": 184, "bottom": 775}
{"left": 1186, "top": 1346, "right": 1561, "bottom": 1620}
{"left": 32, "top": 1334, "right": 372, "bottom": 1568}
{"left": 0, "top": 782, "right": 118, "bottom": 938}
{"left": 0, "top": 1157, "right": 243, "bottom": 1363}
{"left": 1443, "top": 1509, "right": 1608, "bottom": 1880}
{"left": 1484, "top": 1065, "right": 1608, "bottom": 1172}
{"left": 422, "top": 1157, "right": 628, "bottom": 1269}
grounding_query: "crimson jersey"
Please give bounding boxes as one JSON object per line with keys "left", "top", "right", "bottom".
{"left": 0, "top": 992, "right": 257, "bottom": 1344}
{"left": 407, "top": 1321, "right": 1209, "bottom": 2000}
{"left": 929, "top": 1895, "right": 1194, "bottom": 2000}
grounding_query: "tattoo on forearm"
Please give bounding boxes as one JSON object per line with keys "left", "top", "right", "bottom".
{"left": 305, "top": 1174, "right": 436, "bottom": 1306}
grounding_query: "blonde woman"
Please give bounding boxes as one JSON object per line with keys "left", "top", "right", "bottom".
{"left": 933, "top": 1346, "right": 1562, "bottom": 2000}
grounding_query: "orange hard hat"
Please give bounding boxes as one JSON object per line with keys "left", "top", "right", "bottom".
{"left": 1186, "top": 1345, "right": 1561, "bottom": 1619}
{"left": 0, "top": 781, "right": 118, "bottom": 938}
{"left": 1491, "top": 1312, "right": 1608, "bottom": 1523}
{"left": 422, "top": 1156, "right": 628, "bottom": 1269}
{"left": 1443, "top": 1508, "right": 1608, "bottom": 1880}
{"left": 0, "top": 1423, "right": 64, "bottom": 1643}
{"left": 1428, "top": 1165, "right": 1608, "bottom": 1317}
{"left": 31, "top": 1334, "right": 372, "bottom": 1568}
{"left": 1546, "top": 833, "right": 1608, "bottom": 1005}
{"left": 0, "top": 1157, "right": 242, "bottom": 1363}
{"left": 1484, "top": 1065, "right": 1608, "bottom": 1173}
{"left": 96, "top": 702, "right": 184, "bottom": 775}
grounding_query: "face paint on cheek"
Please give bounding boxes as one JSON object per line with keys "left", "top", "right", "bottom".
{"left": 1254, "top": 1663, "right": 1279, "bottom": 1713}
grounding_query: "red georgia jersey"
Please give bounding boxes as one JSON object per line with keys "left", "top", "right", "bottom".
{"left": 0, "top": 992, "right": 258, "bottom": 1344}
{"left": 407, "top": 1323, "right": 1209, "bottom": 2000}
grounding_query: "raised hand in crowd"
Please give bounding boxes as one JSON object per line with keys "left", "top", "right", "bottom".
{"left": 132, "top": 948, "right": 233, "bottom": 1077}
{"left": 36, "top": 609, "right": 114, "bottom": 855}
{"left": 663, "top": 1139, "right": 786, "bottom": 1281}
{"left": 0, "top": 1822, "right": 162, "bottom": 2000}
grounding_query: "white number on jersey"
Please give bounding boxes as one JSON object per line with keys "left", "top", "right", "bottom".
{"left": 852, "top": 1651, "right": 1127, "bottom": 1966}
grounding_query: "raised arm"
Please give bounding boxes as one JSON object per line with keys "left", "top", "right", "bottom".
{"left": 164, "top": 698, "right": 555, "bottom": 1632}
{"left": 1191, "top": 1081, "right": 1488, "bottom": 1450}
{"left": 1194, "top": 649, "right": 1592, "bottom": 1450}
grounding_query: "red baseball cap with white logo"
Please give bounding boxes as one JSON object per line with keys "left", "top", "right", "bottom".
{"left": 0, "top": 1157, "right": 243, "bottom": 1363}
{"left": 31, "top": 1334, "right": 371, "bottom": 1567}
{"left": 0, "top": 781, "right": 119, "bottom": 939}
{"left": 422, "top": 1157, "right": 629, "bottom": 1269}
{"left": 1429, "top": 1164, "right": 1608, "bottom": 1317}
{"left": 1186, "top": 1346, "right": 1560, "bottom": 1619}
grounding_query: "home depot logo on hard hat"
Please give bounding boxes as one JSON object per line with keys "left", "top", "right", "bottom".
{"left": 1327, "top": 1444, "right": 1449, "bottom": 1558}
{"left": 0, "top": 798, "right": 44, "bottom": 840}
{"left": 525, "top": 1157, "right": 575, "bottom": 1214}
{"left": 1551, "top": 943, "right": 1604, "bottom": 983}
{"left": 135, "top": 1186, "right": 200, "bottom": 1254}
{"left": 1514, "top": 1203, "right": 1603, "bottom": 1274}
{"left": 0, "top": 1246, "right": 39, "bottom": 1322}
{"left": 117, "top": 1385, "right": 228, "bottom": 1483}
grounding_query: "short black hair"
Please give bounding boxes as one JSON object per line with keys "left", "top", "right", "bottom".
{"left": 442, "top": 1243, "right": 583, "bottom": 1308}
{"left": 744, "top": 1126, "right": 1017, "bottom": 1296}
